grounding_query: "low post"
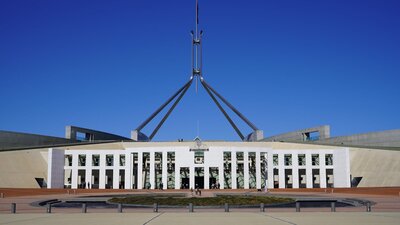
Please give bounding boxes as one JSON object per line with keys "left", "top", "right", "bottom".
{"left": 118, "top": 204, "right": 123, "bottom": 213}
{"left": 260, "top": 203, "right": 265, "bottom": 212}
{"left": 189, "top": 203, "right": 194, "bottom": 213}
{"left": 366, "top": 202, "right": 371, "bottom": 212}
{"left": 82, "top": 203, "right": 87, "bottom": 213}
{"left": 331, "top": 202, "right": 336, "bottom": 212}
{"left": 47, "top": 204, "right": 52, "bottom": 213}
{"left": 11, "top": 203, "right": 16, "bottom": 214}
{"left": 0, "top": 193, "right": 4, "bottom": 198}
{"left": 296, "top": 202, "right": 300, "bottom": 212}
{"left": 224, "top": 203, "right": 229, "bottom": 212}
{"left": 153, "top": 203, "right": 158, "bottom": 213}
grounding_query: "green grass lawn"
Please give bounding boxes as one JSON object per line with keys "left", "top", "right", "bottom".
{"left": 109, "top": 195, "right": 293, "bottom": 206}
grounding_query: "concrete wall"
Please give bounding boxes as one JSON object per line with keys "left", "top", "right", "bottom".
{"left": 0, "top": 148, "right": 48, "bottom": 188}
{"left": 316, "top": 129, "right": 400, "bottom": 148}
{"left": 47, "top": 148, "right": 65, "bottom": 188}
{"left": 263, "top": 125, "right": 330, "bottom": 142}
{"left": 0, "top": 130, "right": 77, "bottom": 151}
{"left": 349, "top": 147, "right": 400, "bottom": 187}
{"left": 66, "top": 126, "right": 131, "bottom": 141}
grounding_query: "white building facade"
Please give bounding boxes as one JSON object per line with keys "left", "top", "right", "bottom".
{"left": 47, "top": 142, "right": 351, "bottom": 190}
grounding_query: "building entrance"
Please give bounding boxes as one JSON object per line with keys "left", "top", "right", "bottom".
{"left": 181, "top": 178, "right": 189, "bottom": 189}
{"left": 195, "top": 167, "right": 204, "bottom": 189}
{"left": 195, "top": 176, "right": 204, "bottom": 189}
{"left": 180, "top": 167, "right": 190, "bottom": 189}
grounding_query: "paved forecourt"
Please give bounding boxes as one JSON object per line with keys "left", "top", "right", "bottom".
{"left": 1, "top": 212, "right": 400, "bottom": 225}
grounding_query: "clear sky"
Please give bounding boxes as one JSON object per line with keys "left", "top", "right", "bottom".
{"left": 1, "top": 0, "right": 399, "bottom": 141}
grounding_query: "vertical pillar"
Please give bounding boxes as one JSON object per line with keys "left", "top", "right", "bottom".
{"left": 85, "top": 154, "right": 92, "bottom": 189}
{"left": 150, "top": 152, "right": 155, "bottom": 189}
{"left": 278, "top": 154, "right": 285, "bottom": 189}
{"left": 218, "top": 165, "right": 224, "bottom": 189}
{"left": 99, "top": 154, "right": 106, "bottom": 189}
{"left": 320, "top": 154, "right": 327, "bottom": 188}
{"left": 244, "top": 151, "right": 249, "bottom": 189}
{"left": 125, "top": 153, "right": 132, "bottom": 189}
{"left": 175, "top": 165, "right": 180, "bottom": 189}
{"left": 137, "top": 152, "right": 143, "bottom": 189}
{"left": 71, "top": 154, "right": 78, "bottom": 189}
{"left": 267, "top": 152, "right": 274, "bottom": 189}
{"left": 255, "top": 152, "right": 261, "bottom": 189}
{"left": 162, "top": 152, "right": 168, "bottom": 190}
{"left": 113, "top": 168, "right": 119, "bottom": 190}
{"left": 306, "top": 153, "right": 313, "bottom": 188}
{"left": 204, "top": 167, "right": 210, "bottom": 190}
{"left": 292, "top": 153, "right": 299, "bottom": 189}
{"left": 231, "top": 151, "right": 237, "bottom": 189}
{"left": 190, "top": 167, "right": 195, "bottom": 189}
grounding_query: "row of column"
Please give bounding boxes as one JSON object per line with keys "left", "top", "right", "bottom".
{"left": 66, "top": 151, "right": 334, "bottom": 189}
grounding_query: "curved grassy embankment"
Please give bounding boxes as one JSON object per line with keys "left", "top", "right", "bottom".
{"left": 109, "top": 195, "right": 293, "bottom": 206}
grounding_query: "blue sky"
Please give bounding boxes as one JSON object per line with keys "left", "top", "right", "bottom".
{"left": 1, "top": 0, "right": 399, "bottom": 141}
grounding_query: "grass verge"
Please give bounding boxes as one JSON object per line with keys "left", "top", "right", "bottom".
{"left": 109, "top": 195, "right": 293, "bottom": 206}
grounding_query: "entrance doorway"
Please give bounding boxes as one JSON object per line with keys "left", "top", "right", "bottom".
{"left": 180, "top": 167, "right": 190, "bottom": 189}
{"left": 195, "top": 167, "right": 204, "bottom": 189}
{"left": 181, "top": 178, "right": 189, "bottom": 189}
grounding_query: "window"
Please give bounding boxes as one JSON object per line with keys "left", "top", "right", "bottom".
{"left": 65, "top": 155, "right": 72, "bottom": 166}
{"left": 167, "top": 152, "right": 175, "bottom": 172}
{"left": 78, "top": 155, "right": 86, "bottom": 166}
{"left": 298, "top": 154, "right": 306, "bottom": 166}
{"left": 325, "top": 154, "right": 333, "bottom": 166}
{"left": 273, "top": 154, "right": 278, "bottom": 166}
{"left": 92, "top": 155, "right": 100, "bottom": 166}
{"left": 284, "top": 154, "right": 292, "bottom": 166}
{"left": 194, "top": 151, "right": 204, "bottom": 164}
{"left": 237, "top": 152, "right": 244, "bottom": 161}
{"left": 303, "top": 131, "right": 320, "bottom": 141}
{"left": 106, "top": 155, "right": 114, "bottom": 166}
{"left": 312, "top": 154, "right": 319, "bottom": 166}
{"left": 120, "top": 155, "right": 126, "bottom": 166}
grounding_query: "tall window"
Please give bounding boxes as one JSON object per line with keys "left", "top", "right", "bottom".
{"left": 65, "top": 155, "right": 72, "bottom": 166}
{"left": 312, "top": 154, "right": 319, "bottom": 166}
{"left": 106, "top": 155, "right": 114, "bottom": 166}
{"left": 284, "top": 154, "right": 292, "bottom": 166}
{"left": 120, "top": 155, "right": 126, "bottom": 166}
{"left": 298, "top": 154, "right": 306, "bottom": 166}
{"left": 325, "top": 154, "right": 333, "bottom": 166}
{"left": 273, "top": 154, "right": 279, "bottom": 166}
{"left": 78, "top": 155, "right": 86, "bottom": 166}
{"left": 92, "top": 155, "right": 100, "bottom": 166}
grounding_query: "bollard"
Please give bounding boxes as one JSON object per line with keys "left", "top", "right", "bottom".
{"left": 73, "top": 190, "right": 76, "bottom": 195}
{"left": 224, "top": 203, "right": 229, "bottom": 212}
{"left": 331, "top": 202, "right": 336, "bottom": 212}
{"left": 296, "top": 202, "right": 300, "bottom": 212}
{"left": 11, "top": 203, "right": 16, "bottom": 214}
{"left": 366, "top": 202, "right": 371, "bottom": 212}
{"left": 47, "top": 204, "right": 52, "bottom": 213}
{"left": 118, "top": 204, "right": 123, "bottom": 213}
{"left": 0, "top": 193, "right": 4, "bottom": 198}
{"left": 260, "top": 203, "right": 265, "bottom": 212}
{"left": 82, "top": 203, "right": 87, "bottom": 213}
{"left": 153, "top": 203, "right": 158, "bottom": 213}
{"left": 189, "top": 203, "right": 194, "bottom": 213}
